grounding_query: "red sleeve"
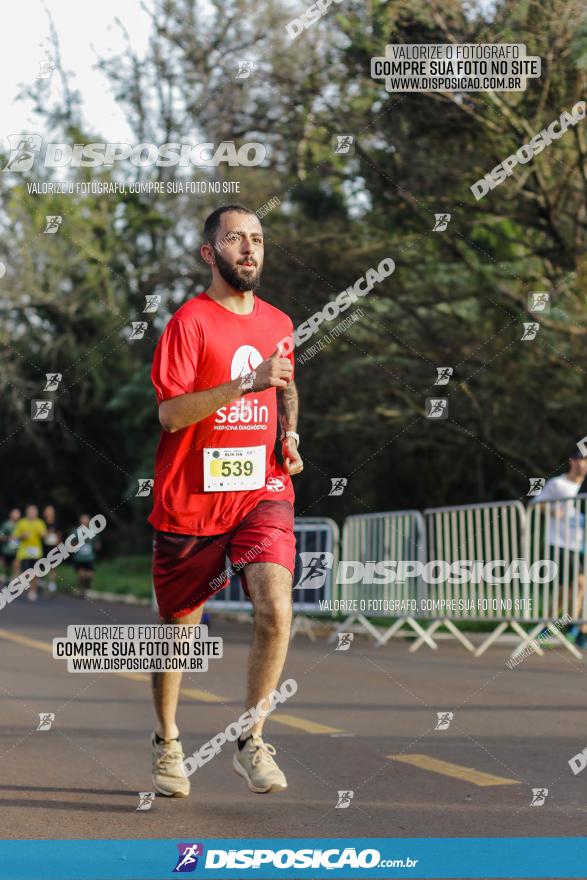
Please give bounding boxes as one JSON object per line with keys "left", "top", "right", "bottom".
{"left": 151, "top": 318, "right": 201, "bottom": 403}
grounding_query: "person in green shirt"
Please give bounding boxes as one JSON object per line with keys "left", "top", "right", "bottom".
{"left": 42, "top": 505, "right": 62, "bottom": 595}
{"left": 0, "top": 508, "right": 21, "bottom": 580}
{"left": 13, "top": 505, "right": 47, "bottom": 602}
{"left": 73, "top": 514, "right": 101, "bottom": 596}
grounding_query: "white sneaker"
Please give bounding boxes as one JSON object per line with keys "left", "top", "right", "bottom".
{"left": 233, "top": 735, "right": 287, "bottom": 793}
{"left": 151, "top": 733, "right": 190, "bottom": 797}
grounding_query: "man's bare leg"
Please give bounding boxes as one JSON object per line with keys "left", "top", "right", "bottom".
{"left": 232, "top": 561, "right": 292, "bottom": 793}
{"left": 76, "top": 567, "right": 91, "bottom": 597}
{"left": 242, "top": 561, "right": 293, "bottom": 736}
{"left": 152, "top": 605, "right": 204, "bottom": 740}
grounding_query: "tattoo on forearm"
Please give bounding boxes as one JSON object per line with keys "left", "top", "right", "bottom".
{"left": 278, "top": 382, "right": 298, "bottom": 433}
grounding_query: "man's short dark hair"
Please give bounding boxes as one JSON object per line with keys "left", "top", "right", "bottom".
{"left": 203, "top": 204, "right": 258, "bottom": 246}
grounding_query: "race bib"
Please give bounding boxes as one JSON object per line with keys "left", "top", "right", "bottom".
{"left": 26, "top": 546, "right": 41, "bottom": 559}
{"left": 203, "top": 445, "right": 266, "bottom": 492}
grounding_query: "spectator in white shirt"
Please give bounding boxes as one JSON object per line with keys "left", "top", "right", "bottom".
{"left": 535, "top": 449, "right": 587, "bottom": 646}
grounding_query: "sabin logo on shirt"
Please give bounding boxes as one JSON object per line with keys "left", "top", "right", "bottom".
{"left": 215, "top": 345, "right": 268, "bottom": 429}
{"left": 230, "top": 345, "right": 263, "bottom": 379}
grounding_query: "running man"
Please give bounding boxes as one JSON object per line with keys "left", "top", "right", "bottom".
{"left": 534, "top": 448, "right": 587, "bottom": 647}
{"left": 149, "top": 204, "right": 302, "bottom": 798}
{"left": 42, "top": 505, "right": 61, "bottom": 594}
{"left": 72, "top": 514, "right": 100, "bottom": 596}
{"left": 0, "top": 508, "right": 21, "bottom": 581}
{"left": 13, "top": 505, "right": 47, "bottom": 602}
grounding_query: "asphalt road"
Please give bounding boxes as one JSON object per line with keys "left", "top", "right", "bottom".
{"left": 1, "top": 591, "right": 586, "bottom": 876}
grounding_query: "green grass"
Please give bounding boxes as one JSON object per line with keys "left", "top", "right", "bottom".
{"left": 57, "top": 555, "right": 153, "bottom": 599}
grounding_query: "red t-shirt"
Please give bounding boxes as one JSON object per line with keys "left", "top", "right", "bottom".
{"left": 149, "top": 292, "right": 295, "bottom": 536}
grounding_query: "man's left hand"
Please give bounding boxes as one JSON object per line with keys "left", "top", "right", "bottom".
{"left": 282, "top": 437, "right": 303, "bottom": 476}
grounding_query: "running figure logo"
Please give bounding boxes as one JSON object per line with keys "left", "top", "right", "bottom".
{"left": 530, "top": 788, "right": 548, "bottom": 806}
{"left": 434, "top": 367, "right": 453, "bottom": 386}
{"left": 44, "top": 373, "right": 62, "bottom": 392}
{"left": 529, "top": 292, "right": 550, "bottom": 313}
{"left": 329, "top": 477, "right": 347, "bottom": 496}
{"left": 44, "top": 215, "right": 62, "bottom": 234}
{"left": 425, "top": 398, "right": 448, "bottom": 419}
{"left": 432, "top": 213, "right": 451, "bottom": 231}
{"left": 173, "top": 843, "right": 204, "bottom": 873}
{"left": 136, "top": 479, "right": 154, "bottom": 497}
{"left": 434, "top": 711, "right": 453, "bottom": 730}
{"left": 335, "top": 790, "right": 354, "bottom": 808}
{"left": 129, "top": 322, "right": 148, "bottom": 340}
{"left": 136, "top": 791, "right": 155, "bottom": 811}
{"left": 336, "top": 632, "right": 354, "bottom": 651}
{"left": 37, "top": 61, "right": 55, "bottom": 79}
{"left": 235, "top": 60, "right": 255, "bottom": 78}
{"left": 143, "top": 295, "right": 161, "bottom": 313}
{"left": 294, "top": 552, "right": 334, "bottom": 590}
{"left": 36, "top": 713, "right": 55, "bottom": 731}
{"left": 527, "top": 478, "right": 545, "bottom": 497}
{"left": 2, "top": 134, "right": 42, "bottom": 172}
{"left": 332, "top": 135, "right": 355, "bottom": 155}
{"left": 31, "top": 400, "right": 54, "bottom": 421}
{"left": 521, "top": 322, "right": 540, "bottom": 341}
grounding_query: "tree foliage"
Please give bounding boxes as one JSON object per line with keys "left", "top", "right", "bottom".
{"left": 1, "top": 0, "right": 586, "bottom": 544}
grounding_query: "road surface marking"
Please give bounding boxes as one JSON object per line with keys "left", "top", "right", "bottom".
{"left": 180, "top": 685, "right": 228, "bottom": 703}
{"left": 0, "top": 629, "right": 53, "bottom": 653}
{"left": 269, "top": 713, "right": 341, "bottom": 734}
{"left": 121, "top": 671, "right": 227, "bottom": 703}
{"left": 0, "top": 628, "right": 341, "bottom": 732}
{"left": 388, "top": 754, "right": 520, "bottom": 787}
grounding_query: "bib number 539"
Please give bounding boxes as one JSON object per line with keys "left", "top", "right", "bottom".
{"left": 203, "top": 445, "right": 266, "bottom": 492}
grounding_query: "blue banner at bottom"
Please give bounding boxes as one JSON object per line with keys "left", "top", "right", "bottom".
{"left": 0, "top": 838, "right": 584, "bottom": 879}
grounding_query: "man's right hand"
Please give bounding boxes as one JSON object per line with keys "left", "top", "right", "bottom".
{"left": 160, "top": 346, "right": 293, "bottom": 432}
{"left": 251, "top": 347, "right": 293, "bottom": 391}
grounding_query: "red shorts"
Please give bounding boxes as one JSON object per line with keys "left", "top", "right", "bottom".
{"left": 152, "top": 500, "right": 296, "bottom": 619}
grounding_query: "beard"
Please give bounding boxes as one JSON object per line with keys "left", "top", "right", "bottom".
{"left": 215, "top": 249, "right": 262, "bottom": 292}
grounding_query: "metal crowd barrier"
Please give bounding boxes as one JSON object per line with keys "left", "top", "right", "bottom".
{"left": 150, "top": 497, "right": 587, "bottom": 657}
{"left": 204, "top": 516, "right": 339, "bottom": 640}
{"left": 421, "top": 500, "right": 529, "bottom": 656}
{"left": 331, "top": 510, "right": 428, "bottom": 647}
{"left": 289, "top": 516, "right": 340, "bottom": 639}
{"left": 338, "top": 495, "right": 587, "bottom": 657}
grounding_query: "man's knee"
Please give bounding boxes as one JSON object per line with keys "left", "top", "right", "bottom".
{"left": 255, "top": 595, "right": 292, "bottom": 634}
